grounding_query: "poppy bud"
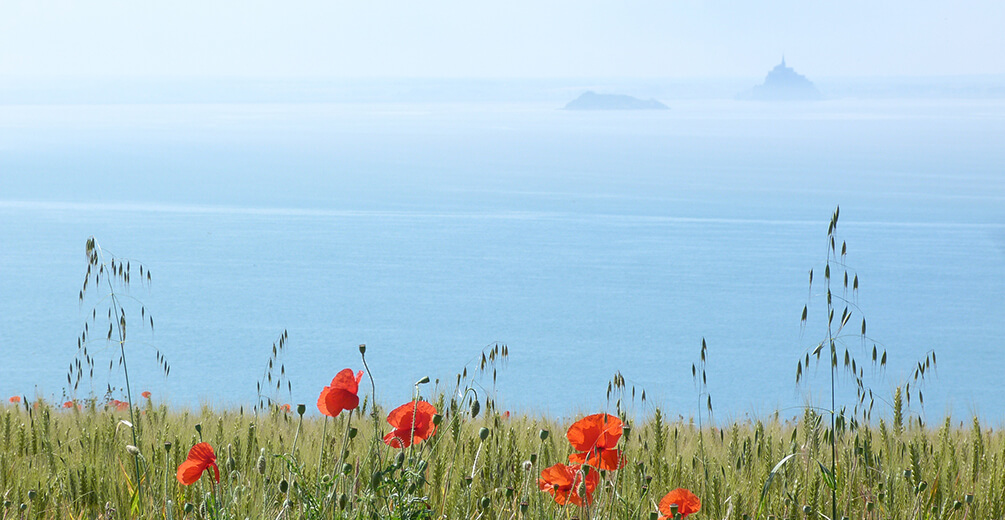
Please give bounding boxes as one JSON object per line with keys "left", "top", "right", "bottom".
{"left": 965, "top": 494, "right": 975, "bottom": 504}
{"left": 342, "top": 463, "right": 353, "bottom": 476}
{"left": 348, "top": 427, "right": 358, "bottom": 439}
{"left": 529, "top": 453, "right": 537, "bottom": 464}
{"left": 126, "top": 445, "right": 140, "bottom": 456}
{"left": 479, "top": 496, "right": 490, "bottom": 509}
{"left": 358, "top": 344, "right": 366, "bottom": 355}
{"left": 370, "top": 471, "right": 381, "bottom": 490}
{"left": 257, "top": 449, "right": 267, "bottom": 475}
{"left": 418, "top": 460, "right": 428, "bottom": 473}
{"left": 539, "top": 429, "right": 549, "bottom": 441}
{"left": 866, "top": 502, "right": 874, "bottom": 512}
{"left": 279, "top": 479, "right": 289, "bottom": 494}
{"left": 878, "top": 492, "right": 885, "bottom": 501}
{"left": 432, "top": 414, "right": 442, "bottom": 426}
{"left": 194, "top": 423, "right": 202, "bottom": 435}
{"left": 953, "top": 501, "right": 963, "bottom": 511}
{"left": 649, "top": 513, "right": 659, "bottom": 520}
{"left": 803, "top": 505, "right": 812, "bottom": 514}
{"left": 164, "top": 441, "right": 172, "bottom": 453}
{"left": 918, "top": 481, "right": 928, "bottom": 493}
{"left": 417, "top": 376, "right": 430, "bottom": 385}
{"left": 903, "top": 469, "right": 912, "bottom": 479}
{"left": 184, "top": 503, "right": 194, "bottom": 514}
{"left": 395, "top": 452, "right": 405, "bottom": 467}
{"left": 622, "top": 425, "right": 631, "bottom": 439}
{"left": 18, "top": 504, "right": 25, "bottom": 513}
{"left": 479, "top": 427, "right": 490, "bottom": 441}
{"left": 470, "top": 399, "right": 480, "bottom": 418}
{"left": 338, "top": 493, "right": 348, "bottom": 510}
{"left": 26, "top": 491, "right": 36, "bottom": 501}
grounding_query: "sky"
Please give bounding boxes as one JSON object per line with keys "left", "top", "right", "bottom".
{"left": 1, "top": 1, "right": 1003, "bottom": 79}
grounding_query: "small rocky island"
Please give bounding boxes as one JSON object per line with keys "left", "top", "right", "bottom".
{"left": 740, "top": 57, "right": 821, "bottom": 101}
{"left": 563, "top": 91, "right": 669, "bottom": 110}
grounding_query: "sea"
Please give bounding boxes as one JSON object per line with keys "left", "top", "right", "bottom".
{"left": 1, "top": 80, "right": 1004, "bottom": 423}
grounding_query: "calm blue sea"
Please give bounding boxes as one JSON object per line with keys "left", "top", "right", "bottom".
{"left": 1, "top": 98, "right": 1003, "bottom": 422}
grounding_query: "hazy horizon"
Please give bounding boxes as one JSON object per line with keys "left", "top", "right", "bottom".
{"left": 3, "top": 1, "right": 1005, "bottom": 80}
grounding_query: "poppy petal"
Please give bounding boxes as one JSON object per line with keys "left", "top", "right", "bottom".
{"left": 176, "top": 460, "right": 203, "bottom": 485}
{"left": 659, "top": 488, "right": 702, "bottom": 518}
{"left": 317, "top": 386, "right": 333, "bottom": 416}
{"left": 330, "top": 368, "right": 360, "bottom": 394}
{"left": 324, "top": 389, "right": 359, "bottom": 417}
{"left": 383, "top": 429, "right": 410, "bottom": 448}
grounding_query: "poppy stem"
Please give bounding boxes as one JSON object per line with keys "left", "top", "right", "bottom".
{"left": 360, "top": 348, "right": 383, "bottom": 466}
{"left": 316, "top": 415, "right": 328, "bottom": 496}
{"left": 334, "top": 410, "right": 353, "bottom": 498}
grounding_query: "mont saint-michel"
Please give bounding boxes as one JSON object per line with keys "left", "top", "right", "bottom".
{"left": 740, "top": 57, "right": 822, "bottom": 101}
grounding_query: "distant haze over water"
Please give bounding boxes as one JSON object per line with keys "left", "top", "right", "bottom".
{"left": 1, "top": 87, "right": 1003, "bottom": 422}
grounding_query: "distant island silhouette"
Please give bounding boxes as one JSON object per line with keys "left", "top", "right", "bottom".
{"left": 563, "top": 91, "right": 669, "bottom": 110}
{"left": 739, "top": 57, "right": 821, "bottom": 101}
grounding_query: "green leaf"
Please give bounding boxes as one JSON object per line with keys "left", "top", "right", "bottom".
{"left": 757, "top": 453, "right": 797, "bottom": 519}
{"left": 815, "top": 458, "right": 837, "bottom": 490}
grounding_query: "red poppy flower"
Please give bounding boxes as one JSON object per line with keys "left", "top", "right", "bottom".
{"left": 382, "top": 400, "right": 437, "bottom": 448}
{"left": 141, "top": 391, "right": 151, "bottom": 399}
{"left": 566, "top": 413, "right": 625, "bottom": 470}
{"left": 280, "top": 403, "right": 291, "bottom": 413}
{"left": 317, "top": 369, "right": 363, "bottom": 417}
{"left": 114, "top": 400, "right": 129, "bottom": 411}
{"left": 176, "top": 442, "right": 220, "bottom": 485}
{"left": 658, "top": 488, "right": 701, "bottom": 519}
{"left": 538, "top": 463, "right": 599, "bottom": 506}
{"left": 63, "top": 400, "right": 75, "bottom": 409}
{"left": 8, "top": 396, "right": 20, "bottom": 403}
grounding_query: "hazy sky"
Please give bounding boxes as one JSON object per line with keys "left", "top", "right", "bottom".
{"left": 2, "top": 0, "right": 1003, "bottom": 79}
